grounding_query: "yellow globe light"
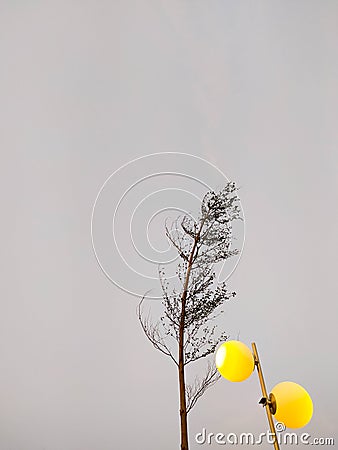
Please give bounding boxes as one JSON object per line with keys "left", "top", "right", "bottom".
{"left": 215, "top": 340, "right": 255, "bottom": 382}
{"left": 271, "top": 381, "right": 313, "bottom": 429}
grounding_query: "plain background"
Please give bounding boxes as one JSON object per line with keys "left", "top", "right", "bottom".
{"left": 1, "top": 1, "right": 337, "bottom": 449}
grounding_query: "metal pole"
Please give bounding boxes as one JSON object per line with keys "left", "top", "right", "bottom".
{"left": 251, "top": 343, "right": 280, "bottom": 450}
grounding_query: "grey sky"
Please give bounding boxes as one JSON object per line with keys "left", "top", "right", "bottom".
{"left": 1, "top": 1, "right": 337, "bottom": 449}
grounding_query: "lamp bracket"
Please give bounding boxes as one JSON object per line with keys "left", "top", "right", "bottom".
{"left": 258, "top": 394, "right": 276, "bottom": 415}
{"left": 268, "top": 393, "right": 277, "bottom": 415}
{"left": 259, "top": 397, "right": 267, "bottom": 406}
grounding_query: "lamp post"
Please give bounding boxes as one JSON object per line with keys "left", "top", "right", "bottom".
{"left": 251, "top": 343, "right": 279, "bottom": 450}
{"left": 215, "top": 340, "right": 313, "bottom": 449}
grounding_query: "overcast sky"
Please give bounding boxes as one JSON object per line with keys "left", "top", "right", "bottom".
{"left": 1, "top": 1, "right": 337, "bottom": 449}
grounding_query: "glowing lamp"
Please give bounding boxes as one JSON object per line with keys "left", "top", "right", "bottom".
{"left": 271, "top": 381, "right": 313, "bottom": 429}
{"left": 215, "top": 340, "right": 255, "bottom": 382}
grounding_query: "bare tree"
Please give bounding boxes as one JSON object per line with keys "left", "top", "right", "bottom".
{"left": 138, "top": 182, "right": 242, "bottom": 450}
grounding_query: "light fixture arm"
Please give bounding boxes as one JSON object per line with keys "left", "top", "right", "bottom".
{"left": 251, "top": 342, "right": 280, "bottom": 450}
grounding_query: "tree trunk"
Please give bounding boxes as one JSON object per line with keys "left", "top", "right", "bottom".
{"left": 178, "top": 221, "right": 205, "bottom": 450}
{"left": 178, "top": 295, "right": 189, "bottom": 450}
{"left": 178, "top": 259, "right": 193, "bottom": 450}
{"left": 178, "top": 360, "right": 189, "bottom": 449}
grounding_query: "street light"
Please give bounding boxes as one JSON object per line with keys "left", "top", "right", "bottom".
{"left": 215, "top": 340, "right": 313, "bottom": 450}
{"left": 215, "top": 340, "right": 254, "bottom": 382}
{"left": 271, "top": 381, "right": 313, "bottom": 429}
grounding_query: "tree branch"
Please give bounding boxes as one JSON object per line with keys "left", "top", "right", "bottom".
{"left": 137, "top": 296, "right": 178, "bottom": 366}
{"left": 186, "top": 361, "right": 221, "bottom": 413}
